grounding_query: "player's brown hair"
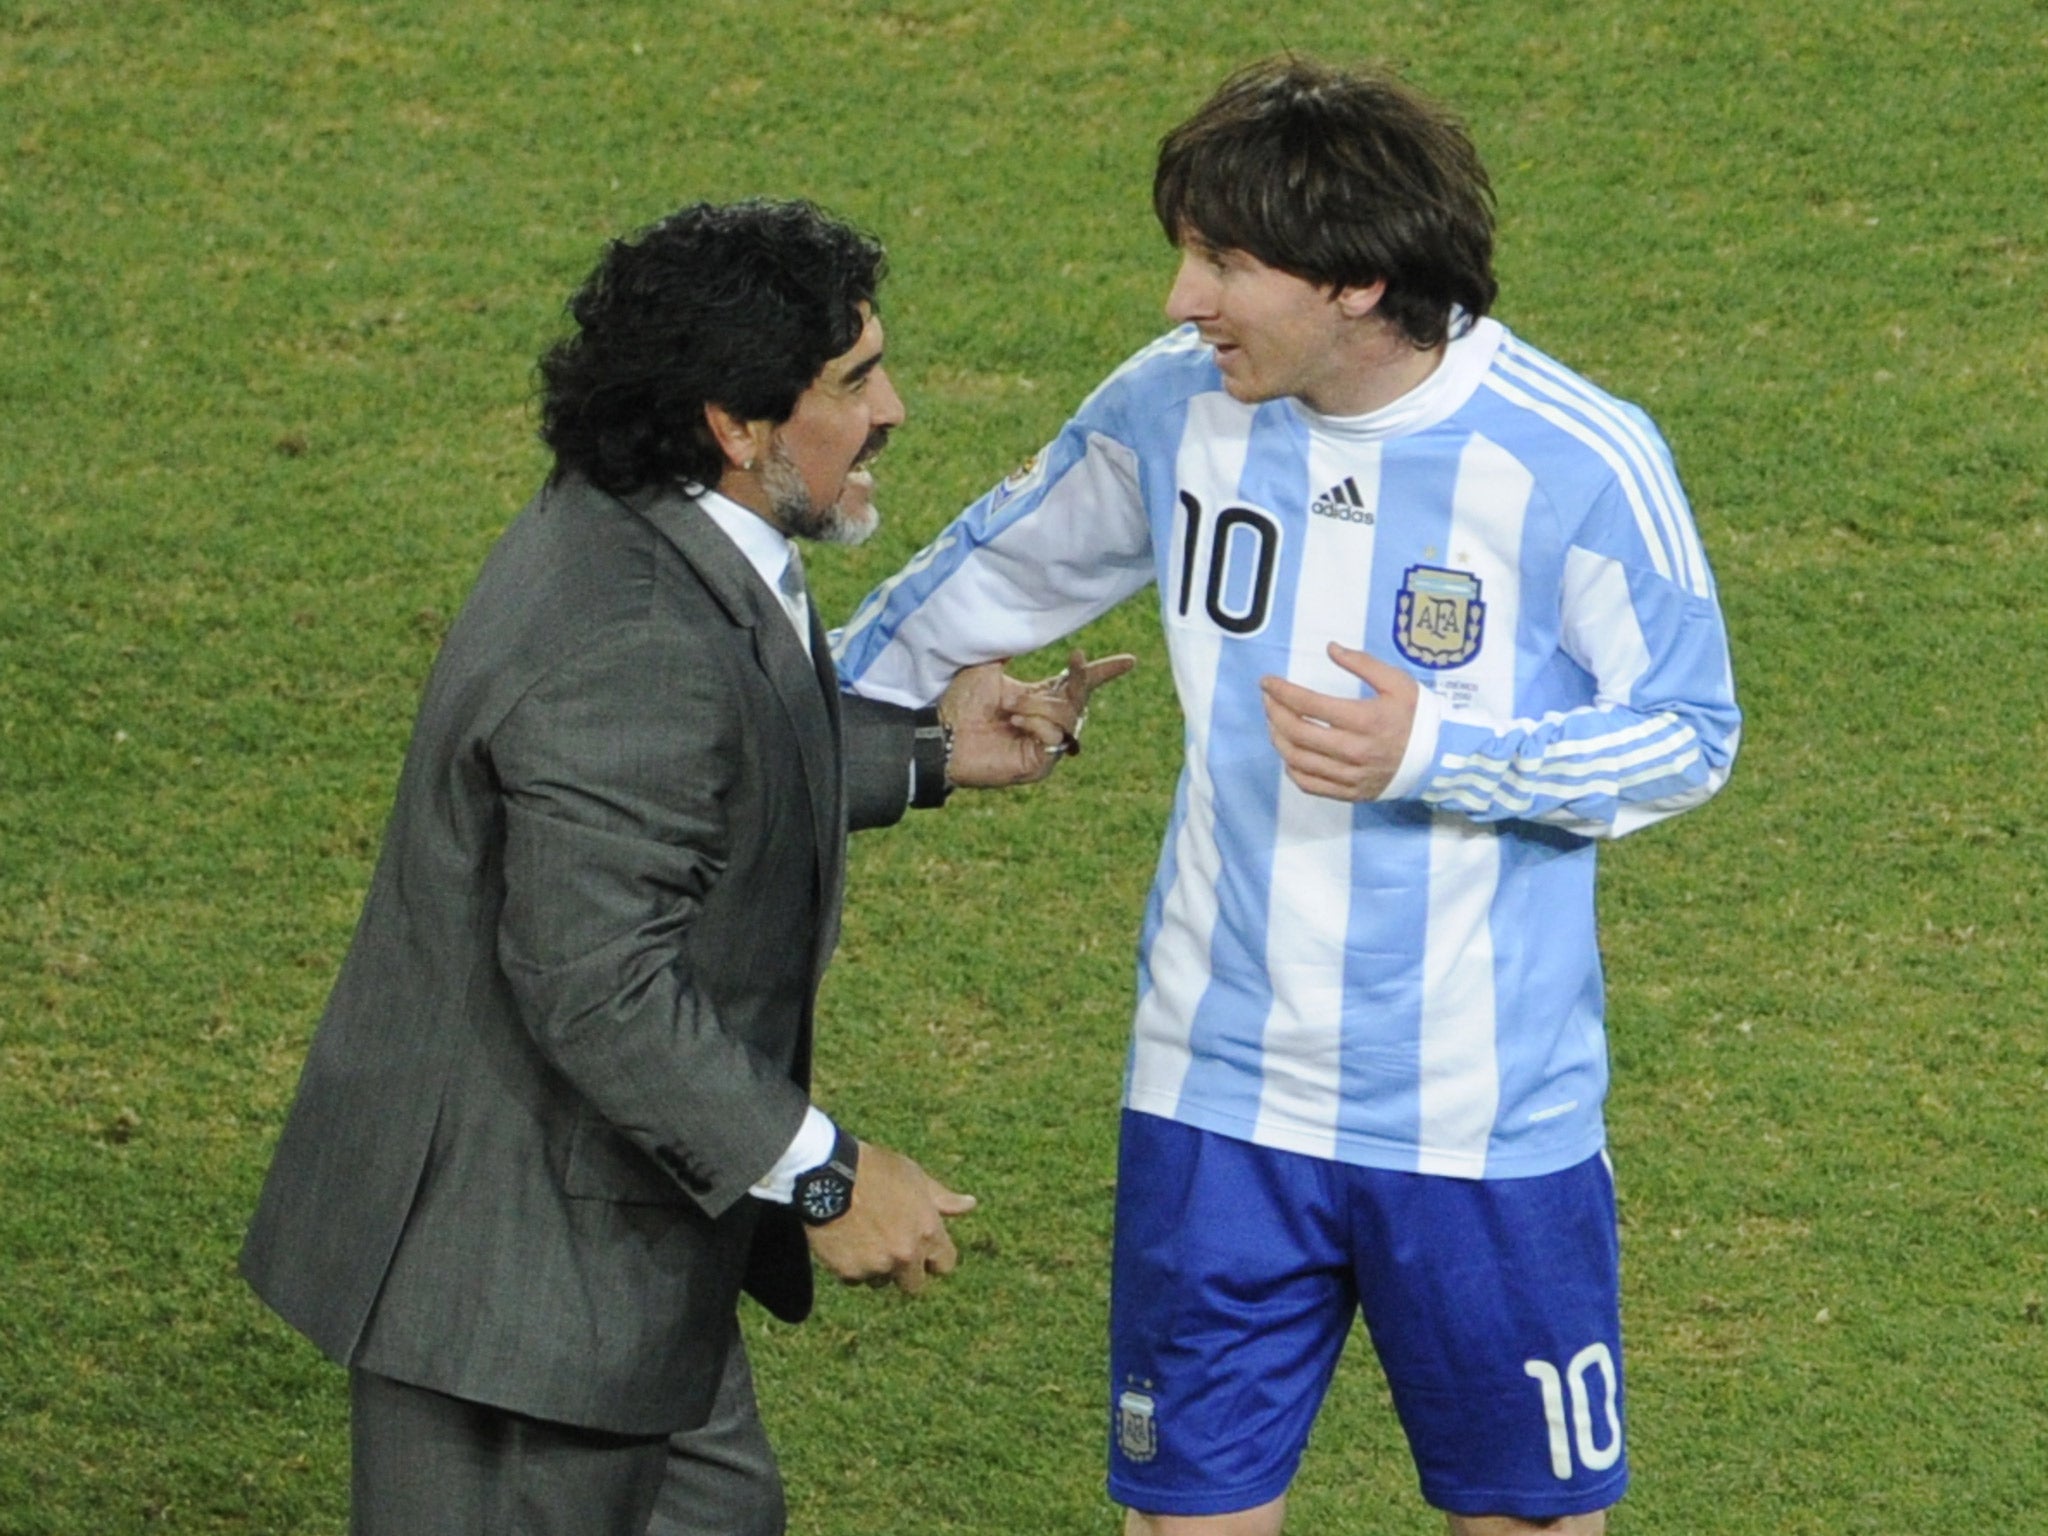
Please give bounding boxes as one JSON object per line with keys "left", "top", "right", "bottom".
{"left": 1154, "top": 55, "right": 1497, "bottom": 349}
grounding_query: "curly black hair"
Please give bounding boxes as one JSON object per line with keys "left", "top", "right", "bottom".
{"left": 538, "top": 199, "right": 886, "bottom": 496}
{"left": 1155, "top": 56, "right": 1496, "bottom": 350}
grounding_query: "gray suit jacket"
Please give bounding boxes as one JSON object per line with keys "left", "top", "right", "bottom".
{"left": 241, "top": 474, "right": 918, "bottom": 1435}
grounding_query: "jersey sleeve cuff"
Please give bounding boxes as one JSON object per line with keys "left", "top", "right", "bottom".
{"left": 1376, "top": 682, "right": 1445, "bottom": 803}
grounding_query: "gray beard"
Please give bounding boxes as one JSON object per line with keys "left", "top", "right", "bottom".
{"left": 760, "top": 442, "right": 879, "bottom": 547}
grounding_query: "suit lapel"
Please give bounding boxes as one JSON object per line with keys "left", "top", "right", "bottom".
{"left": 631, "top": 489, "right": 846, "bottom": 975}
{"left": 808, "top": 604, "right": 848, "bottom": 966}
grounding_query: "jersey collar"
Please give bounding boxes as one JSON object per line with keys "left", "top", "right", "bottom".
{"left": 1289, "top": 315, "right": 1505, "bottom": 442}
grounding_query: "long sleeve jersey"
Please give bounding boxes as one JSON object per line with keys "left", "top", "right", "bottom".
{"left": 835, "top": 318, "right": 1740, "bottom": 1180}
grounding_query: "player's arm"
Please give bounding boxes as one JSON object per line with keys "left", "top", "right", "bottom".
{"left": 1264, "top": 536, "right": 1740, "bottom": 839}
{"left": 1423, "top": 579, "right": 1737, "bottom": 838}
{"left": 832, "top": 412, "right": 1155, "bottom": 710}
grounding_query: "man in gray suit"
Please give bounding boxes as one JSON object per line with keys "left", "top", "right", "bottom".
{"left": 241, "top": 199, "right": 1121, "bottom": 1535}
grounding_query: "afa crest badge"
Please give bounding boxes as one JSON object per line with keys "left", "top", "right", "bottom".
{"left": 1116, "top": 1389, "right": 1159, "bottom": 1463}
{"left": 1394, "top": 565, "right": 1485, "bottom": 670}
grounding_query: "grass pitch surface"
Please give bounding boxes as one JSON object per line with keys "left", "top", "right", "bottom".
{"left": 3, "top": 2, "right": 2043, "bottom": 1530}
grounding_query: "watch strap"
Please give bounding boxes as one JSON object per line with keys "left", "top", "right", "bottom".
{"left": 911, "top": 706, "right": 953, "bottom": 809}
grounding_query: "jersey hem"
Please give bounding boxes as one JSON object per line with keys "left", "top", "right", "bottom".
{"left": 1121, "top": 1095, "right": 1609, "bottom": 1181}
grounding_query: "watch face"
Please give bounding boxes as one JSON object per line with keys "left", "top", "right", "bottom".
{"left": 797, "top": 1169, "right": 853, "bottom": 1224}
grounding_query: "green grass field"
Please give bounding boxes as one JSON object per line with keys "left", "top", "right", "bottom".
{"left": 3, "top": 1, "right": 2044, "bottom": 1530}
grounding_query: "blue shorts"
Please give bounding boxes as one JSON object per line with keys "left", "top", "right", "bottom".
{"left": 1108, "top": 1112, "right": 1627, "bottom": 1520}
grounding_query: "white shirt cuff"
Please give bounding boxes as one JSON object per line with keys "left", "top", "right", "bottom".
{"left": 749, "top": 1105, "right": 838, "bottom": 1203}
{"left": 1376, "top": 683, "right": 1444, "bottom": 802}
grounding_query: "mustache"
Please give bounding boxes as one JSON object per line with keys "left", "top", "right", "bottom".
{"left": 853, "top": 428, "right": 891, "bottom": 469}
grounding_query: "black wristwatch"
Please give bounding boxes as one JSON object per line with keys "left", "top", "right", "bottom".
{"left": 793, "top": 1126, "right": 860, "bottom": 1226}
{"left": 910, "top": 705, "right": 954, "bottom": 809}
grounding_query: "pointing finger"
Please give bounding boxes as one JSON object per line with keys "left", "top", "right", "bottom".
{"left": 1080, "top": 653, "right": 1138, "bottom": 693}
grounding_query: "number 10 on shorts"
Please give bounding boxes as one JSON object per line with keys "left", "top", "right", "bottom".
{"left": 1523, "top": 1343, "right": 1623, "bottom": 1479}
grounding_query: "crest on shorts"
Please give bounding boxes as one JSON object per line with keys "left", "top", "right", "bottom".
{"left": 1116, "top": 1389, "right": 1159, "bottom": 1463}
{"left": 1394, "top": 564, "right": 1485, "bottom": 670}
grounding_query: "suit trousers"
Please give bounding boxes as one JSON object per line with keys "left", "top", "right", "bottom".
{"left": 349, "top": 1370, "right": 669, "bottom": 1536}
{"left": 648, "top": 1324, "right": 786, "bottom": 1536}
{"left": 349, "top": 1324, "right": 782, "bottom": 1536}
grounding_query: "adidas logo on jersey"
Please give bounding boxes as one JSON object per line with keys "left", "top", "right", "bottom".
{"left": 1309, "top": 477, "right": 1374, "bottom": 524}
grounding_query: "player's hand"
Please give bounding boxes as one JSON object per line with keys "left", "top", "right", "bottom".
{"left": 1260, "top": 642, "right": 1419, "bottom": 802}
{"left": 939, "top": 648, "right": 1136, "bottom": 788}
{"left": 804, "top": 1140, "right": 976, "bottom": 1297}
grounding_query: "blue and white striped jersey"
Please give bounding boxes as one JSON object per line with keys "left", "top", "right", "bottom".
{"left": 835, "top": 318, "right": 1740, "bottom": 1180}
